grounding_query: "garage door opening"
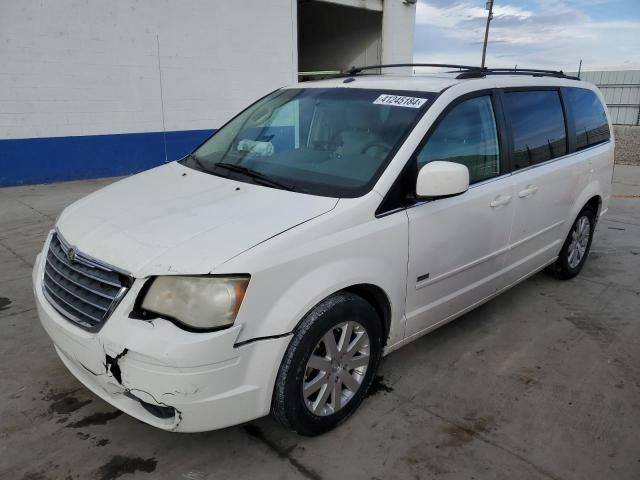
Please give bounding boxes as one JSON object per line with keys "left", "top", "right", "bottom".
{"left": 298, "top": 0, "right": 382, "bottom": 81}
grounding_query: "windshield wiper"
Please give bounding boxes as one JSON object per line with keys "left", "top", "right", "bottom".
{"left": 212, "top": 162, "right": 295, "bottom": 191}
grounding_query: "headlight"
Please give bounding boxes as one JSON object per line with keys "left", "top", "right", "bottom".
{"left": 141, "top": 276, "right": 250, "bottom": 330}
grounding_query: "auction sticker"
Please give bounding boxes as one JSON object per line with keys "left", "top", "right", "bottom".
{"left": 373, "top": 94, "right": 427, "bottom": 108}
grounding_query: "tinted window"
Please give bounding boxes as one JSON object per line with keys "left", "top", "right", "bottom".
{"left": 504, "top": 91, "right": 567, "bottom": 170}
{"left": 417, "top": 96, "right": 500, "bottom": 183}
{"left": 565, "top": 88, "right": 610, "bottom": 150}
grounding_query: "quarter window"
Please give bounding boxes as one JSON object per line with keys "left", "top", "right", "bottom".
{"left": 416, "top": 96, "right": 500, "bottom": 183}
{"left": 565, "top": 88, "right": 610, "bottom": 150}
{"left": 504, "top": 91, "right": 567, "bottom": 170}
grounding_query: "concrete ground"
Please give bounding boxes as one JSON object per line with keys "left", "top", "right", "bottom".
{"left": 1, "top": 167, "right": 639, "bottom": 480}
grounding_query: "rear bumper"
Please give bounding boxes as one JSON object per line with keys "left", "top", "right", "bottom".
{"left": 33, "top": 249, "right": 290, "bottom": 432}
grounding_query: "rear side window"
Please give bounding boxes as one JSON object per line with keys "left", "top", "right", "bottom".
{"left": 416, "top": 95, "right": 500, "bottom": 183}
{"left": 565, "top": 88, "right": 610, "bottom": 150}
{"left": 504, "top": 90, "right": 567, "bottom": 170}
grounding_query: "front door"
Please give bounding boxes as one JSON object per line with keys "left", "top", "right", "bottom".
{"left": 404, "top": 93, "right": 516, "bottom": 339}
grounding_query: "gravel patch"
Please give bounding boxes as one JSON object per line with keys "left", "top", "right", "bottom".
{"left": 614, "top": 125, "right": 640, "bottom": 165}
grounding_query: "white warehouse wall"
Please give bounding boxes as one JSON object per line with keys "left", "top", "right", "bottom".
{"left": 0, "top": 0, "right": 297, "bottom": 138}
{"left": 0, "top": 0, "right": 297, "bottom": 185}
{"left": 0, "top": 0, "right": 416, "bottom": 186}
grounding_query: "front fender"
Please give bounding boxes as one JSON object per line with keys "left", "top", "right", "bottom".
{"left": 224, "top": 201, "right": 409, "bottom": 348}
{"left": 250, "top": 257, "right": 402, "bottom": 342}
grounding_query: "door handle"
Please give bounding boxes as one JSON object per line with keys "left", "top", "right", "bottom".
{"left": 490, "top": 194, "right": 512, "bottom": 208}
{"left": 518, "top": 185, "right": 538, "bottom": 198}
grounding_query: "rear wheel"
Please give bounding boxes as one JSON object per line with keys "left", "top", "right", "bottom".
{"left": 271, "top": 293, "right": 383, "bottom": 436}
{"left": 548, "top": 206, "right": 596, "bottom": 280}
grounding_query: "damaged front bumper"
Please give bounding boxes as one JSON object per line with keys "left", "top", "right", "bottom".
{"left": 32, "top": 252, "right": 290, "bottom": 432}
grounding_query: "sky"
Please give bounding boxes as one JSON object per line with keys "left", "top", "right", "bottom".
{"left": 413, "top": 0, "right": 640, "bottom": 71}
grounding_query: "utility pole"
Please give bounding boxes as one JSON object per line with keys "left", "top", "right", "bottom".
{"left": 481, "top": 0, "right": 494, "bottom": 68}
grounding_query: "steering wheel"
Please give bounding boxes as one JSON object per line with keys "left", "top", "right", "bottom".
{"left": 361, "top": 141, "right": 392, "bottom": 155}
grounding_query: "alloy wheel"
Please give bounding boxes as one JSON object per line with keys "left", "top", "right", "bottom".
{"left": 302, "top": 321, "right": 371, "bottom": 416}
{"left": 567, "top": 215, "right": 591, "bottom": 269}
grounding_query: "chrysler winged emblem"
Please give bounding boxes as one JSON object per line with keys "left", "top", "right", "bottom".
{"left": 67, "top": 247, "right": 77, "bottom": 264}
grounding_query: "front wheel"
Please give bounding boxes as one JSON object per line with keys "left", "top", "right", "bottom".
{"left": 271, "top": 293, "right": 383, "bottom": 436}
{"left": 548, "top": 205, "right": 596, "bottom": 280}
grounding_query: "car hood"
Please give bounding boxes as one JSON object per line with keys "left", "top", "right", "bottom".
{"left": 56, "top": 162, "right": 338, "bottom": 277}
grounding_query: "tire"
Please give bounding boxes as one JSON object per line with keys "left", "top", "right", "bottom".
{"left": 548, "top": 205, "right": 596, "bottom": 280}
{"left": 271, "top": 292, "right": 383, "bottom": 436}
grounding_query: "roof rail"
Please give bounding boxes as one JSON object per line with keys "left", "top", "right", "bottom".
{"left": 456, "top": 68, "right": 580, "bottom": 81}
{"left": 346, "top": 63, "right": 480, "bottom": 75}
{"left": 345, "top": 63, "right": 581, "bottom": 81}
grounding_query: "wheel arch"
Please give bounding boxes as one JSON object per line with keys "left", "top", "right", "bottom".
{"left": 292, "top": 283, "right": 393, "bottom": 347}
{"left": 585, "top": 194, "right": 602, "bottom": 219}
{"left": 563, "top": 180, "right": 604, "bottom": 242}
{"left": 341, "top": 284, "right": 392, "bottom": 346}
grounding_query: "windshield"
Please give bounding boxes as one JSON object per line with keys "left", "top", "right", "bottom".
{"left": 181, "top": 88, "right": 432, "bottom": 197}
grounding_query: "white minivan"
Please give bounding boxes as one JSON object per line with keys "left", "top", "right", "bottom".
{"left": 34, "top": 65, "right": 614, "bottom": 435}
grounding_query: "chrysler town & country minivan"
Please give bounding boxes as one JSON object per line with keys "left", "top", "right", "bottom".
{"left": 33, "top": 64, "right": 614, "bottom": 435}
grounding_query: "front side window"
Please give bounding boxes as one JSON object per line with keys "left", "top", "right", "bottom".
{"left": 182, "top": 88, "right": 431, "bottom": 197}
{"left": 565, "top": 88, "right": 610, "bottom": 150}
{"left": 416, "top": 95, "right": 500, "bottom": 183}
{"left": 504, "top": 90, "right": 567, "bottom": 170}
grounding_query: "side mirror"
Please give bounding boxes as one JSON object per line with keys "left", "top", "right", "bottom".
{"left": 416, "top": 161, "right": 470, "bottom": 198}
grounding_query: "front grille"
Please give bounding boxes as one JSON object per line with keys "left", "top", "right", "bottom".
{"left": 42, "top": 233, "right": 130, "bottom": 331}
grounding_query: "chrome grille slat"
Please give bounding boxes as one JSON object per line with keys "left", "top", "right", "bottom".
{"left": 44, "top": 269, "right": 110, "bottom": 311}
{"left": 44, "top": 283, "right": 104, "bottom": 324}
{"left": 46, "top": 253, "right": 119, "bottom": 300}
{"left": 48, "top": 239, "right": 121, "bottom": 287}
{"left": 56, "top": 233, "right": 113, "bottom": 272}
{"left": 42, "top": 233, "right": 130, "bottom": 331}
{"left": 43, "top": 288, "right": 97, "bottom": 329}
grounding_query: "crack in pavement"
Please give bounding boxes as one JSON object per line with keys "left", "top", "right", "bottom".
{"left": 11, "top": 197, "right": 57, "bottom": 222}
{"left": 603, "top": 218, "right": 640, "bottom": 228}
{"left": 366, "top": 385, "right": 566, "bottom": 480}
{"left": 0, "top": 307, "right": 36, "bottom": 319}
{"left": 415, "top": 404, "right": 565, "bottom": 480}
{"left": 243, "top": 424, "right": 321, "bottom": 480}
{"left": 0, "top": 242, "right": 33, "bottom": 268}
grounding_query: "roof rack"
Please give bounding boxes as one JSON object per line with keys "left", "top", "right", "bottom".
{"left": 456, "top": 67, "right": 580, "bottom": 81}
{"left": 345, "top": 63, "right": 580, "bottom": 81}
{"left": 346, "top": 63, "right": 479, "bottom": 75}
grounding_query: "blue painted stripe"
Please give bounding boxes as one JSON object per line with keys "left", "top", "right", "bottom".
{"left": 0, "top": 129, "right": 215, "bottom": 187}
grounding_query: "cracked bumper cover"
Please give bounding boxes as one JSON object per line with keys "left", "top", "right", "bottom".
{"left": 33, "top": 253, "right": 290, "bottom": 432}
